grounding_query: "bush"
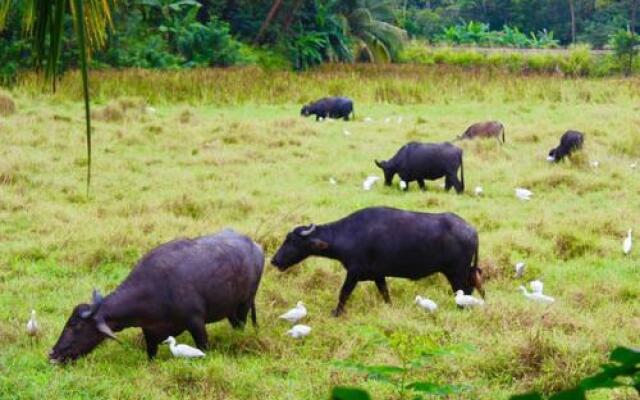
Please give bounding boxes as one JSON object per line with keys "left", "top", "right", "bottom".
{"left": 610, "top": 29, "right": 640, "bottom": 76}
{"left": 559, "top": 45, "right": 594, "bottom": 77}
{"left": 175, "top": 18, "right": 250, "bottom": 67}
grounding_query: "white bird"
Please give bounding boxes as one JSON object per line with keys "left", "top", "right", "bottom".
{"left": 363, "top": 176, "right": 380, "bottom": 191}
{"left": 343, "top": 129, "right": 351, "bottom": 136}
{"left": 396, "top": 116, "right": 403, "bottom": 124}
{"left": 415, "top": 296, "right": 438, "bottom": 313}
{"left": 26, "top": 310, "right": 38, "bottom": 343}
{"left": 364, "top": 117, "right": 373, "bottom": 123}
{"left": 474, "top": 186, "right": 483, "bottom": 196}
{"left": 399, "top": 180, "right": 407, "bottom": 190}
{"left": 287, "top": 324, "right": 311, "bottom": 339}
{"left": 631, "top": 162, "right": 637, "bottom": 169}
{"left": 519, "top": 286, "right": 555, "bottom": 304}
{"left": 163, "top": 336, "right": 206, "bottom": 358}
{"left": 623, "top": 229, "right": 632, "bottom": 255}
{"left": 514, "top": 262, "right": 526, "bottom": 278}
{"left": 384, "top": 117, "right": 391, "bottom": 123}
{"left": 530, "top": 280, "right": 544, "bottom": 294}
{"left": 279, "top": 301, "right": 307, "bottom": 324}
{"left": 515, "top": 187, "right": 533, "bottom": 201}
{"left": 144, "top": 106, "right": 157, "bottom": 114}
{"left": 454, "top": 290, "right": 484, "bottom": 308}
{"left": 329, "top": 177, "right": 337, "bottom": 185}
{"left": 591, "top": 160, "right": 600, "bottom": 168}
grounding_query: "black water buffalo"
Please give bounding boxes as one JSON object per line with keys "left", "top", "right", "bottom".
{"left": 547, "top": 130, "right": 584, "bottom": 162}
{"left": 375, "top": 142, "right": 465, "bottom": 193}
{"left": 300, "top": 97, "right": 354, "bottom": 121}
{"left": 457, "top": 120, "right": 505, "bottom": 144}
{"left": 271, "top": 207, "right": 484, "bottom": 316}
{"left": 49, "top": 230, "right": 264, "bottom": 363}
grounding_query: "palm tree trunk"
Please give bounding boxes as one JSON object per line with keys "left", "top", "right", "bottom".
{"left": 281, "top": 0, "right": 303, "bottom": 32}
{"left": 569, "top": 0, "right": 576, "bottom": 44}
{"left": 255, "top": 0, "right": 284, "bottom": 43}
{"left": 631, "top": 0, "right": 639, "bottom": 33}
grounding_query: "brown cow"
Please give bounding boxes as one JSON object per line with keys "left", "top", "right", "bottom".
{"left": 457, "top": 121, "right": 505, "bottom": 144}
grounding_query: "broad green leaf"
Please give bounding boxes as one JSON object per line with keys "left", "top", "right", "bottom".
{"left": 331, "top": 387, "right": 372, "bottom": 400}
{"left": 609, "top": 347, "right": 640, "bottom": 366}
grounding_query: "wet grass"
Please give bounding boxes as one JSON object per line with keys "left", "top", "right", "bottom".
{"left": 0, "top": 69, "right": 639, "bottom": 399}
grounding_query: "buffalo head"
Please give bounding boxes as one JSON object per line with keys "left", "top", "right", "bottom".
{"left": 374, "top": 160, "right": 395, "bottom": 186}
{"left": 271, "top": 224, "right": 328, "bottom": 270}
{"left": 49, "top": 290, "right": 118, "bottom": 364}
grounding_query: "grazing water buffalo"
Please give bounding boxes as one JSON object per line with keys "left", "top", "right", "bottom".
{"left": 375, "top": 142, "right": 465, "bottom": 193}
{"left": 547, "top": 130, "right": 584, "bottom": 162}
{"left": 49, "top": 230, "right": 264, "bottom": 363}
{"left": 457, "top": 121, "right": 505, "bottom": 143}
{"left": 300, "top": 97, "right": 354, "bottom": 121}
{"left": 271, "top": 207, "right": 484, "bottom": 316}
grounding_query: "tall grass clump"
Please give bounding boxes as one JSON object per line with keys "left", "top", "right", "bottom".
{"left": 0, "top": 89, "right": 16, "bottom": 116}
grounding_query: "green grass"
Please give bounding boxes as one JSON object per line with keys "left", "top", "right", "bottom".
{"left": 0, "top": 69, "right": 639, "bottom": 399}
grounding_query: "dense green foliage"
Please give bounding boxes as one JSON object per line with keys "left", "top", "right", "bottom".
{"left": 1, "top": 0, "right": 640, "bottom": 80}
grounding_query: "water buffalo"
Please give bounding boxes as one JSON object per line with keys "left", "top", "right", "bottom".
{"left": 375, "top": 142, "right": 464, "bottom": 193}
{"left": 271, "top": 207, "right": 484, "bottom": 316}
{"left": 49, "top": 230, "right": 264, "bottom": 363}
{"left": 457, "top": 121, "right": 505, "bottom": 144}
{"left": 547, "top": 130, "right": 584, "bottom": 162}
{"left": 300, "top": 97, "right": 354, "bottom": 121}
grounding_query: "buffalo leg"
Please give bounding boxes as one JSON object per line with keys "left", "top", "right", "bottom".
{"left": 417, "top": 179, "right": 426, "bottom": 191}
{"left": 375, "top": 278, "right": 392, "bottom": 304}
{"left": 444, "top": 176, "right": 452, "bottom": 191}
{"left": 332, "top": 273, "right": 359, "bottom": 317}
{"left": 234, "top": 302, "right": 252, "bottom": 329}
{"left": 142, "top": 328, "right": 162, "bottom": 359}
{"left": 448, "top": 174, "right": 463, "bottom": 194}
{"left": 186, "top": 319, "right": 209, "bottom": 350}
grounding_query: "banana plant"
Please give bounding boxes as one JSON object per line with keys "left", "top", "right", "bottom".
{"left": 0, "top": 0, "right": 117, "bottom": 196}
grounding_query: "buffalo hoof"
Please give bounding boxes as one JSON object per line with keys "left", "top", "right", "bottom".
{"left": 331, "top": 308, "right": 344, "bottom": 318}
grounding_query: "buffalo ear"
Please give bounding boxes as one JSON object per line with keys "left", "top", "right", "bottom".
{"left": 310, "top": 239, "right": 329, "bottom": 251}
{"left": 375, "top": 160, "right": 386, "bottom": 169}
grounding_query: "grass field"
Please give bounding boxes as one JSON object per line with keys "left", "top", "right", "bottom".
{"left": 0, "top": 67, "right": 639, "bottom": 399}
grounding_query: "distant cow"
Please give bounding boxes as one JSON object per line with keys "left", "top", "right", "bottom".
{"left": 301, "top": 97, "right": 354, "bottom": 121}
{"left": 271, "top": 207, "right": 484, "bottom": 316}
{"left": 457, "top": 121, "right": 505, "bottom": 144}
{"left": 547, "top": 130, "right": 584, "bottom": 162}
{"left": 375, "top": 142, "right": 464, "bottom": 193}
{"left": 49, "top": 230, "right": 264, "bottom": 363}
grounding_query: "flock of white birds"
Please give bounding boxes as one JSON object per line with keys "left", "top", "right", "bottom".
{"left": 23, "top": 117, "right": 635, "bottom": 359}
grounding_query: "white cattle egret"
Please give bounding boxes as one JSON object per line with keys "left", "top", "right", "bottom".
{"left": 384, "top": 117, "right": 391, "bottom": 123}
{"left": 519, "top": 286, "right": 555, "bottom": 304}
{"left": 329, "top": 177, "right": 337, "bottom": 185}
{"left": 287, "top": 324, "right": 311, "bottom": 339}
{"left": 631, "top": 162, "right": 637, "bottom": 169}
{"left": 343, "top": 129, "right": 351, "bottom": 136}
{"left": 415, "top": 296, "right": 437, "bottom": 313}
{"left": 530, "top": 280, "right": 544, "bottom": 294}
{"left": 515, "top": 188, "right": 533, "bottom": 201}
{"left": 399, "top": 180, "right": 407, "bottom": 190}
{"left": 163, "top": 336, "right": 205, "bottom": 358}
{"left": 514, "top": 262, "right": 526, "bottom": 278}
{"left": 623, "top": 229, "right": 632, "bottom": 255}
{"left": 364, "top": 117, "right": 373, "bottom": 123}
{"left": 279, "top": 301, "right": 307, "bottom": 324}
{"left": 474, "top": 186, "right": 483, "bottom": 196}
{"left": 455, "top": 290, "right": 484, "bottom": 308}
{"left": 363, "top": 176, "right": 380, "bottom": 191}
{"left": 397, "top": 116, "right": 403, "bottom": 124}
{"left": 145, "top": 106, "right": 157, "bottom": 114}
{"left": 591, "top": 160, "right": 600, "bottom": 168}
{"left": 26, "top": 310, "right": 38, "bottom": 343}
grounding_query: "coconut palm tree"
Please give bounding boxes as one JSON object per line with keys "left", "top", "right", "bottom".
{"left": 334, "top": 0, "right": 407, "bottom": 62}
{"left": 0, "top": 0, "right": 116, "bottom": 195}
